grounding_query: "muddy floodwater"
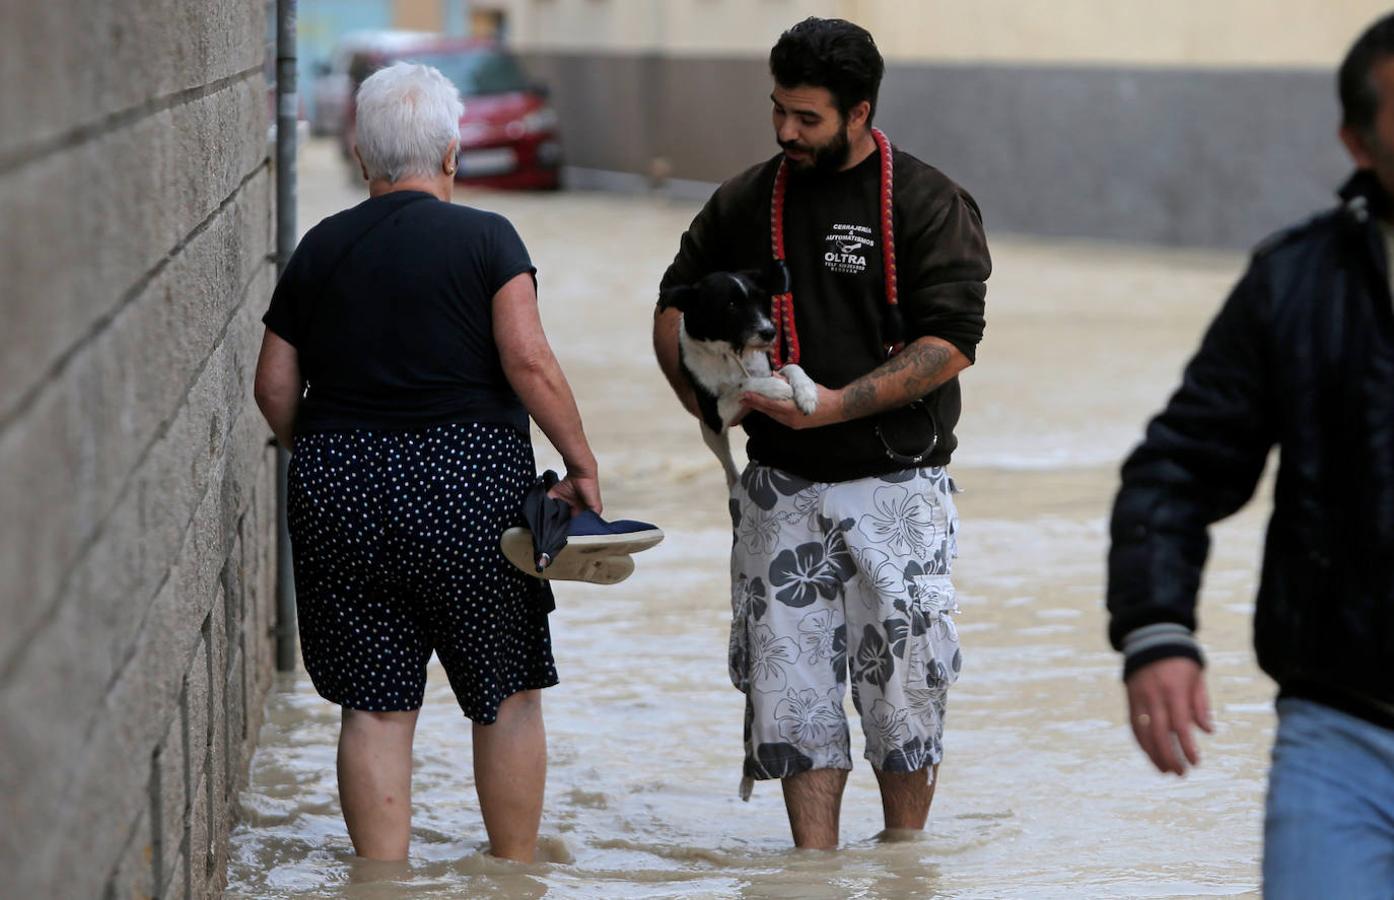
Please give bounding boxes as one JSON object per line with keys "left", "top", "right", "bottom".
{"left": 227, "top": 141, "right": 1274, "bottom": 898}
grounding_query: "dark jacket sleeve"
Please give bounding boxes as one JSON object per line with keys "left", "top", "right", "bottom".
{"left": 1107, "top": 259, "right": 1277, "bottom": 677}
{"left": 898, "top": 188, "right": 991, "bottom": 361}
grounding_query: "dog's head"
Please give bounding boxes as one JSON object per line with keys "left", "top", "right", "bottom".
{"left": 658, "top": 270, "right": 779, "bottom": 354}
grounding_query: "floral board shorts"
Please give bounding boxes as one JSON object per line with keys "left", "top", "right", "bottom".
{"left": 729, "top": 464, "right": 962, "bottom": 796}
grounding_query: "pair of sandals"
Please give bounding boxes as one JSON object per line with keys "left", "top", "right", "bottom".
{"left": 500, "top": 472, "right": 664, "bottom": 585}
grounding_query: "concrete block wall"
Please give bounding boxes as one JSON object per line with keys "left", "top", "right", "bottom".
{"left": 0, "top": 2, "right": 279, "bottom": 897}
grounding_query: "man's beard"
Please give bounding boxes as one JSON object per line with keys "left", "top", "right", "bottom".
{"left": 781, "top": 121, "right": 851, "bottom": 175}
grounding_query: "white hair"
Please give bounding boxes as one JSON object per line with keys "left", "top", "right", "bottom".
{"left": 354, "top": 62, "right": 463, "bottom": 183}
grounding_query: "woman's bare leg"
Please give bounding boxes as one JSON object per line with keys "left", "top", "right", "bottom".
{"left": 338, "top": 708, "right": 420, "bottom": 860}
{"left": 473, "top": 690, "right": 547, "bottom": 862}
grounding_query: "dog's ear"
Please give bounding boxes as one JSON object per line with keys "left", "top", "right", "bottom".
{"left": 733, "top": 269, "right": 763, "bottom": 294}
{"left": 740, "top": 262, "right": 790, "bottom": 297}
{"left": 657, "top": 284, "right": 697, "bottom": 312}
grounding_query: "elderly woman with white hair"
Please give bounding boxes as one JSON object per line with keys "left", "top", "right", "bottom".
{"left": 254, "top": 62, "right": 598, "bottom": 863}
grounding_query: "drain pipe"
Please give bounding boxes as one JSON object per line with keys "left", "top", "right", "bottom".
{"left": 273, "top": 0, "right": 298, "bottom": 672}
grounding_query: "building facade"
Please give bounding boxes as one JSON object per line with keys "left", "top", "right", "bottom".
{"left": 486, "top": 0, "right": 1387, "bottom": 247}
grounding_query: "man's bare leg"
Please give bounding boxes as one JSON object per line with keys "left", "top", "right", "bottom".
{"left": 338, "top": 708, "right": 420, "bottom": 860}
{"left": 874, "top": 764, "right": 939, "bottom": 831}
{"left": 782, "top": 768, "right": 849, "bottom": 849}
{"left": 473, "top": 689, "right": 547, "bottom": 862}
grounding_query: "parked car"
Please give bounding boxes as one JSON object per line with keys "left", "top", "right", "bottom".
{"left": 310, "top": 31, "right": 434, "bottom": 137}
{"left": 342, "top": 37, "right": 563, "bottom": 190}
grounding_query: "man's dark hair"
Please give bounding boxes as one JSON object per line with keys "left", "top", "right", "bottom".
{"left": 1339, "top": 12, "right": 1394, "bottom": 134}
{"left": 769, "top": 18, "right": 885, "bottom": 125}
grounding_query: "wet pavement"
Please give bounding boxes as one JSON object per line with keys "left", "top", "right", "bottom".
{"left": 226, "top": 139, "right": 1273, "bottom": 898}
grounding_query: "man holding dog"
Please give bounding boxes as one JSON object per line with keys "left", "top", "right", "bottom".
{"left": 1107, "top": 13, "right": 1394, "bottom": 896}
{"left": 654, "top": 18, "right": 990, "bottom": 849}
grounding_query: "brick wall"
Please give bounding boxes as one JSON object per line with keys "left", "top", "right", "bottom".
{"left": 0, "top": 2, "right": 279, "bottom": 897}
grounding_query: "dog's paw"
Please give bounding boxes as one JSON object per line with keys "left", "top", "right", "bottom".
{"left": 781, "top": 365, "right": 819, "bottom": 415}
{"left": 743, "top": 375, "right": 793, "bottom": 401}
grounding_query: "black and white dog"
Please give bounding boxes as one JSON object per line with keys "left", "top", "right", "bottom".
{"left": 658, "top": 271, "right": 818, "bottom": 486}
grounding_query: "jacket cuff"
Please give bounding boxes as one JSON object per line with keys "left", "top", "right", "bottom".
{"left": 1120, "top": 623, "right": 1205, "bottom": 680}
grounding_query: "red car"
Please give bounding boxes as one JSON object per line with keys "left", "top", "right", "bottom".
{"left": 343, "top": 37, "right": 562, "bottom": 190}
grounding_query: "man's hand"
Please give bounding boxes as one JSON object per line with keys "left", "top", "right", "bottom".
{"left": 741, "top": 381, "right": 845, "bottom": 429}
{"left": 1125, "top": 657, "right": 1213, "bottom": 776}
{"left": 741, "top": 337, "right": 968, "bottom": 431}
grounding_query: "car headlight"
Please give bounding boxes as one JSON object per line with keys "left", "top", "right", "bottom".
{"left": 513, "top": 107, "right": 558, "bottom": 136}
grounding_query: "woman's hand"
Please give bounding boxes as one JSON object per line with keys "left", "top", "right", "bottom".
{"left": 548, "top": 469, "right": 602, "bottom": 515}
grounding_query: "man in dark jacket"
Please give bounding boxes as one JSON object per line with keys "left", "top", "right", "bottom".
{"left": 654, "top": 18, "right": 990, "bottom": 849}
{"left": 1108, "top": 14, "right": 1394, "bottom": 896}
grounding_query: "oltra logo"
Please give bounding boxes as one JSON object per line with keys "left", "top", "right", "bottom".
{"left": 823, "top": 223, "right": 875, "bottom": 275}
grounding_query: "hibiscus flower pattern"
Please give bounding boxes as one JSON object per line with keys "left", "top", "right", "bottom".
{"left": 906, "top": 568, "right": 961, "bottom": 647}
{"left": 741, "top": 466, "right": 812, "bottom": 511}
{"left": 769, "top": 518, "right": 855, "bottom": 608}
{"left": 879, "top": 736, "right": 936, "bottom": 774}
{"left": 769, "top": 543, "right": 829, "bottom": 608}
{"left": 853, "top": 624, "right": 894, "bottom": 688}
{"left": 882, "top": 615, "right": 912, "bottom": 660}
{"left": 777, "top": 485, "right": 823, "bottom": 530}
{"left": 905, "top": 571, "right": 963, "bottom": 690}
{"left": 728, "top": 575, "right": 770, "bottom": 690}
{"left": 729, "top": 464, "right": 965, "bottom": 789}
{"left": 747, "top": 624, "right": 799, "bottom": 694}
{"left": 905, "top": 684, "right": 941, "bottom": 720}
{"left": 905, "top": 626, "right": 929, "bottom": 685}
{"left": 831, "top": 628, "right": 849, "bottom": 685}
{"left": 740, "top": 504, "right": 783, "bottom": 555}
{"left": 797, "top": 609, "right": 843, "bottom": 665}
{"left": 858, "top": 485, "right": 938, "bottom": 558}
{"left": 904, "top": 685, "right": 949, "bottom": 750}
{"left": 914, "top": 574, "right": 960, "bottom": 619}
{"left": 865, "top": 698, "right": 912, "bottom": 760}
{"left": 855, "top": 546, "right": 905, "bottom": 606}
{"left": 774, "top": 687, "right": 845, "bottom": 749}
{"left": 817, "top": 515, "right": 856, "bottom": 579}
{"left": 733, "top": 573, "right": 769, "bottom": 622}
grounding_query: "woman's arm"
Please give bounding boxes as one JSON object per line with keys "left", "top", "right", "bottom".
{"left": 253, "top": 329, "right": 302, "bottom": 449}
{"left": 493, "top": 272, "right": 602, "bottom": 513}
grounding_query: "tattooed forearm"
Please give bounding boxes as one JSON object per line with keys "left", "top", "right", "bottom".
{"left": 839, "top": 338, "right": 963, "bottom": 421}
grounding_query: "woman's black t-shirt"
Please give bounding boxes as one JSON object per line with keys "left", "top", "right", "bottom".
{"left": 263, "top": 191, "right": 536, "bottom": 436}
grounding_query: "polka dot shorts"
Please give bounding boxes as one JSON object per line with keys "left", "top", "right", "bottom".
{"left": 287, "top": 422, "right": 558, "bottom": 723}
